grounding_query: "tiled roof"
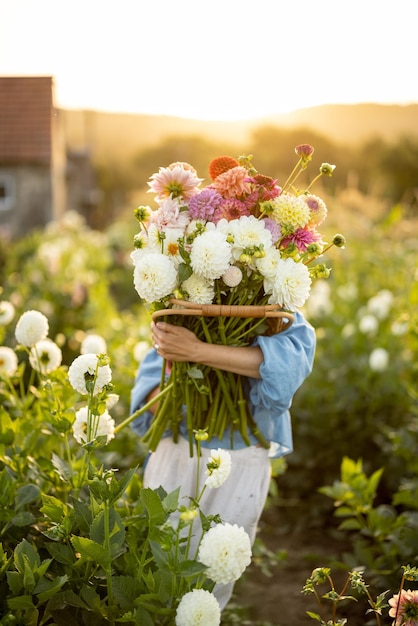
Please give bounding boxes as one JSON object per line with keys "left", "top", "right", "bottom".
{"left": 0, "top": 76, "right": 54, "bottom": 165}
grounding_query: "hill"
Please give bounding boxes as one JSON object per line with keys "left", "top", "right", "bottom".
{"left": 62, "top": 103, "right": 418, "bottom": 162}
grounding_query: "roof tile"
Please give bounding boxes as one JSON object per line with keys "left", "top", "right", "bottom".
{"left": 0, "top": 76, "right": 54, "bottom": 164}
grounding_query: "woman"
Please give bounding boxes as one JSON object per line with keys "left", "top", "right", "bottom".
{"left": 130, "top": 311, "right": 316, "bottom": 608}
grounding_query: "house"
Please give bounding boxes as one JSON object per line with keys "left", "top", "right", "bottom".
{"left": 0, "top": 76, "right": 68, "bottom": 239}
{"left": 0, "top": 76, "right": 100, "bottom": 239}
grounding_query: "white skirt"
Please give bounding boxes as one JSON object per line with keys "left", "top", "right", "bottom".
{"left": 143, "top": 436, "right": 272, "bottom": 609}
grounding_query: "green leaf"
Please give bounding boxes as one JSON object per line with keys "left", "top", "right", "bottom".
{"left": 45, "top": 542, "right": 76, "bottom": 566}
{"left": 11, "top": 511, "right": 36, "bottom": 527}
{"left": 70, "top": 535, "right": 111, "bottom": 569}
{"left": 108, "top": 466, "right": 137, "bottom": 505}
{"left": 41, "top": 494, "right": 67, "bottom": 523}
{"left": 177, "top": 559, "right": 207, "bottom": 577}
{"left": 7, "top": 570, "right": 23, "bottom": 595}
{"left": 187, "top": 366, "right": 204, "bottom": 380}
{"left": 34, "top": 575, "right": 68, "bottom": 603}
{"left": 80, "top": 583, "right": 103, "bottom": 612}
{"left": 14, "top": 539, "right": 40, "bottom": 573}
{"left": 149, "top": 540, "right": 170, "bottom": 569}
{"left": 15, "top": 484, "right": 41, "bottom": 509}
{"left": 306, "top": 611, "right": 322, "bottom": 621}
{"left": 72, "top": 497, "right": 92, "bottom": 532}
{"left": 0, "top": 410, "right": 15, "bottom": 444}
{"left": 90, "top": 509, "right": 126, "bottom": 557}
{"left": 177, "top": 261, "right": 192, "bottom": 282}
{"left": 7, "top": 595, "right": 36, "bottom": 611}
{"left": 162, "top": 486, "right": 180, "bottom": 514}
{"left": 51, "top": 452, "right": 73, "bottom": 482}
{"left": 111, "top": 575, "right": 141, "bottom": 609}
{"left": 140, "top": 488, "right": 167, "bottom": 526}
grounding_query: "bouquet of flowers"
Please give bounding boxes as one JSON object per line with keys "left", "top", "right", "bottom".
{"left": 131, "top": 146, "right": 345, "bottom": 454}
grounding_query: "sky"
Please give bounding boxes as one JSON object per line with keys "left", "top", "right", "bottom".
{"left": 1, "top": 0, "right": 417, "bottom": 121}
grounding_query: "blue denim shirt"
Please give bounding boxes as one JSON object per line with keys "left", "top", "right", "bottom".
{"left": 130, "top": 311, "right": 316, "bottom": 459}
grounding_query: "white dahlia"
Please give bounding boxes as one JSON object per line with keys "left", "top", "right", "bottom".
{"left": 72, "top": 406, "right": 115, "bottom": 445}
{"left": 198, "top": 523, "right": 252, "bottom": 584}
{"left": 133, "top": 252, "right": 177, "bottom": 301}
{"left": 190, "top": 230, "right": 232, "bottom": 280}
{"left": 175, "top": 589, "right": 221, "bottom": 626}
{"left": 268, "top": 257, "right": 311, "bottom": 310}
{"left": 15, "top": 310, "right": 49, "bottom": 347}
{"left": 81, "top": 334, "right": 107, "bottom": 355}
{"left": 229, "top": 215, "right": 272, "bottom": 261}
{"left": 68, "top": 353, "right": 112, "bottom": 395}
{"left": 205, "top": 449, "right": 232, "bottom": 488}
{"left": 0, "top": 300, "right": 15, "bottom": 326}
{"left": 182, "top": 273, "right": 215, "bottom": 304}
{"left": 29, "top": 339, "right": 63, "bottom": 374}
{"left": 0, "top": 346, "right": 19, "bottom": 376}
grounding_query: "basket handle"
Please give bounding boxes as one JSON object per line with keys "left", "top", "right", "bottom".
{"left": 152, "top": 299, "right": 294, "bottom": 332}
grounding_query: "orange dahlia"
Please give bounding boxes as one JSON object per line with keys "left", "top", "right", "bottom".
{"left": 208, "top": 155, "right": 240, "bottom": 180}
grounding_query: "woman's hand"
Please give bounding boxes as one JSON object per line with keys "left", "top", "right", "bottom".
{"left": 151, "top": 320, "right": 263, "bottom": 379}
{"left": 151, "top": 321, "right": 203, "bottom": 362}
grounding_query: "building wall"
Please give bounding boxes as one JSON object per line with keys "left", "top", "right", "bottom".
{"left": 0, "top": 165, "right": 53, "bottom": 238}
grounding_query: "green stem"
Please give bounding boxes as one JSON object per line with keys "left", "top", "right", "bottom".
{"left": 114, "top": 383, "right": 174, "bottom": 433}
{"left": 103, "top": 499, "right": 115, "bottom": 624}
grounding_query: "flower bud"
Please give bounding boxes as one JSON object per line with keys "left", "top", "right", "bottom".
{"left": 333, "top": 233, "right": 346, "bottom": 248}
{"left": 295, "top": 144, "right": 314, "bottom": 158}
{"left": 320, "top": 163, "right": 336, "bottom": 176}
{"left": 134, "top": 205, "right": 150, "bottom": 222}
{"left": 194, "top": 429, "right": 209, "bottom": 441}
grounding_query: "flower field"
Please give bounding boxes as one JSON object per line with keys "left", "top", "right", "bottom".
{"left": 0, "top": 180, "right": 418, "bottom": 624}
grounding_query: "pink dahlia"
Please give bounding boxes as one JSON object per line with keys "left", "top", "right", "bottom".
{"left": 213, "top": 198, "right": 250, "bottom": 222}
{"left": 389, "top": 589, "right": 418, "bottom": 625}
{"left": 148, "top": 197, "right": 190, "bottom": 229}
{"left": 188, "top": 188, "right": 223, "bottom": 221}
{"left": 281, "top": 228, "right": 322, "bottom": 252}
{"left": 148, "top": 164, "right": 203, "bottom": 201}
{"left": 262, "top": 217, "right": 282, "bottom": 244}
{"left": 211, "top": 166, "right": 252, "bottom": 198}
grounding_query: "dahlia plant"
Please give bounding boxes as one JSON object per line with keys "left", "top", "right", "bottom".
{"left": 0, "top": 309, "right": 252, "bottom": 625}
{"left": 131, "top": 148, "right": 345, "bottom": 453}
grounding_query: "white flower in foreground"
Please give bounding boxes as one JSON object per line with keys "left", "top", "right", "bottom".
{"left": 0, "top": 300, "right": 15, "bottom": 326}
{"left": 183, "top": 273, "right": 215, "bottom": 304}
{"left": 133, "top": 252, "right": 177, "bottom": 301}
{"left": 205, "top": 449, "right": 232, "bottom": 488}
{"left": 29, "top": 339, "right": 62, "bottom": 374}
{"left": 369, "top": 347, "right": 389, "bottom": 372}
{"left": 81, "top": 334, "right": 107, "bottom": 355}
{"left": 268, "top": 257, "right": 311, "bottom": 311}
{"left": 0, "top": 346, "right": 19, "bottom": 376}
{"left": 175, "top": 589, "right": 221, "bottom": 626}
{"left": 68, "top": 353, "right": 112, "bottom": 395}
{"left": 190, "top": 230, "right": 232, "bottom": 280}
{"left": 72, "top": 406, "right": 115, "bottom": 444}
{"left": 198, "top": 523, "right": 252, "bottom": 584}
{"left": 15, "top": 310, "right": 49, "bottom": 347}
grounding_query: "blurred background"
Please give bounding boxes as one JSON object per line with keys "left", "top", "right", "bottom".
{"left": 1, "top": 1, "right": 417, "bottom": 623}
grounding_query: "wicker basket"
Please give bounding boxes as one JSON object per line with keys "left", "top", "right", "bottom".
{"left": 152, "top": 298, "right": 294, "bottom": 333}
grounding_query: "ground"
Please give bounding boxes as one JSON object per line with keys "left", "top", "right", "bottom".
{"left": 225, "top": 504, "right": 370, "bottom": 626}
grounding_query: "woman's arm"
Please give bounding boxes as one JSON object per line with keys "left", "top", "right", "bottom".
{"left": 151, "top": 320, "right": 263, "bottom": 379}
